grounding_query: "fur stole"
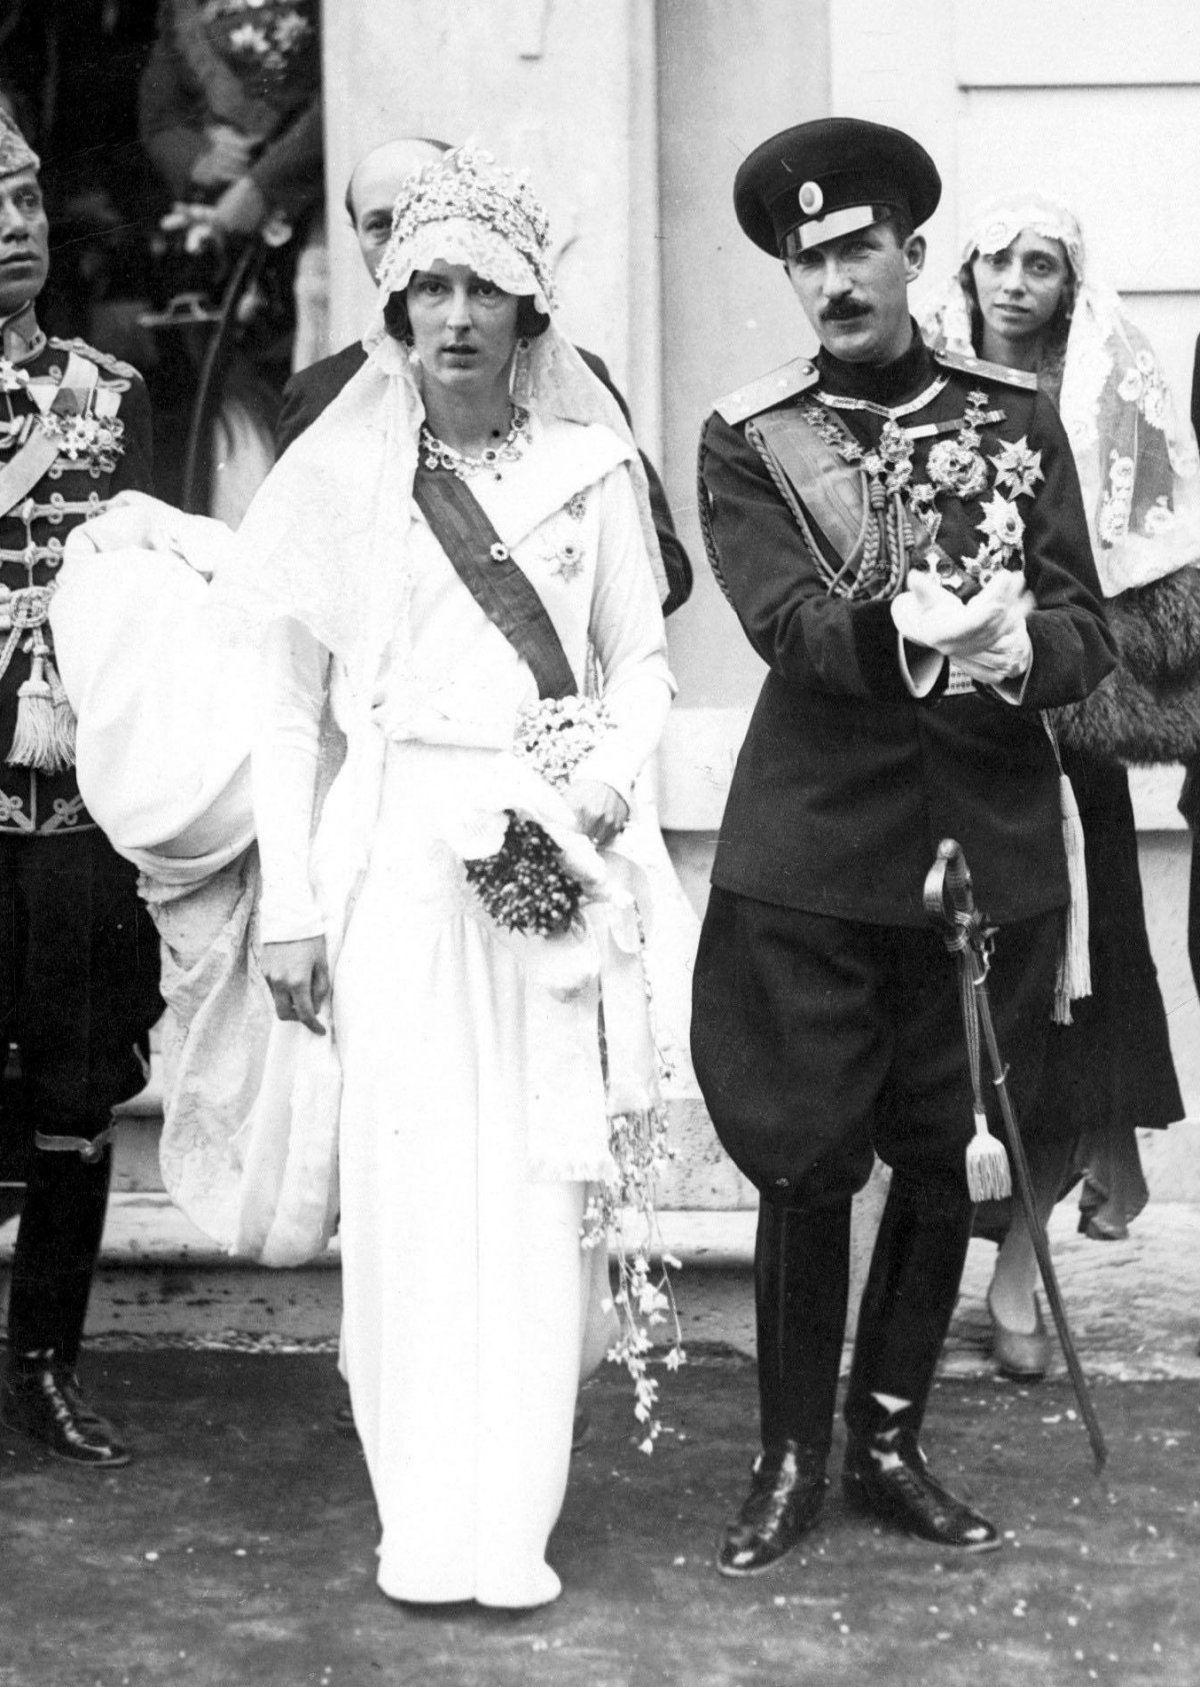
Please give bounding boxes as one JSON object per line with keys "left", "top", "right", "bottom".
{"left": 1054, "top": 567, "right": 1200, "bottom": 765}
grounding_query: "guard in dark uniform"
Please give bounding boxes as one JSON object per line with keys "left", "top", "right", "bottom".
{"left": 0, "top": 110, "right": 160, "bottom": 1466}
{"left": 694, "top": 118, "right": 1116, "bottom": 1572}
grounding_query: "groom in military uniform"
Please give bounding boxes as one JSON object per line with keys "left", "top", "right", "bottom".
{"left": 0, "top": 110, "right": 160, "bottom": 1466}
{"left": 694, "top": 118, "right": 1116, "bottom": 1572}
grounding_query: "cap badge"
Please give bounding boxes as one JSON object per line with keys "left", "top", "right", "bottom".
{"left": 798, "top": 180, "right": 824, "bottom": 216}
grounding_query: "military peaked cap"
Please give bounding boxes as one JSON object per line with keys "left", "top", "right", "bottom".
{"left": 734, "top": 117, "right": 940, "bottom": 256}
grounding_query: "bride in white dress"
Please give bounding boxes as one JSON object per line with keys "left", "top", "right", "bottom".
{"left": 56, "top": 147, "right": 676, "bottom": 1608}
{"left": 252, "top": 149, "right": 677, "bottom": 1608}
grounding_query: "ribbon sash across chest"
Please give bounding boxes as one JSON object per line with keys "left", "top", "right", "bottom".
{"left": 412, "top": 466, "right": 578, "bottom": 700}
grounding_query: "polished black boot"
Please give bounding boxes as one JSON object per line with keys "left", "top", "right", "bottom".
{"left": 2, "top": 1352, "right": 131, "bottom": 1468}
{"left": 718, "top": 1200, "right": 850, "bottom": 1576}
{"left": 842, "top": 1428, "right": 997, "bottom": 1551}
{"left": 843, "top": 1173, "right": 997, "bottom": 1551}
{"left": 719, "top": 1441, "right": 828, "bottom": 1576}
{"left": 3, "top": 1127, "right": 129, "bottom": 1466}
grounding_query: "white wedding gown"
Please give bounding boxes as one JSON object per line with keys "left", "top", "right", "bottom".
{"left": 53, "top": 418, "right": 685, "bottom": 1607}
{"left": 255, "top": 435, "right": 673, "bottom": 1606}
{"left": 332, "top": 739, "right": 602, "bottom": 1605}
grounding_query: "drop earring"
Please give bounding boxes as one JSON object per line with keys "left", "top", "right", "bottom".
{"left": 508, "top": 337, "right": 532, "bottom": 407}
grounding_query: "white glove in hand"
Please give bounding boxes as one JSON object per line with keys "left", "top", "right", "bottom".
{"left": 892, "top": 567, "right": 1034, "bottom": 664}
{"left": 951, "top": 619, "right": 1033, "bottom": 685}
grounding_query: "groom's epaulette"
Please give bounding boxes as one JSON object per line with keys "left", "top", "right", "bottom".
{"left": 49, "top": 335, "right": 140, "bottom": 383}
{"left": 933, "top": 348, "right": 1038, "bottom": 391}
{"left": 712, "top": 358, "right": 819, "bottom": 426}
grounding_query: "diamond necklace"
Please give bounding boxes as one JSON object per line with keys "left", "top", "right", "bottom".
{"left": 420, "top": 405, "right": 531, "bottom": 480}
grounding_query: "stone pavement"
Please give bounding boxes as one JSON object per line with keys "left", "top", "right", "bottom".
{"left": 2, "top": 1353, "right": 1198, "bottom": 1687}
{"left": 3, "top": 1195, "right": 1200, "bottom": 1686}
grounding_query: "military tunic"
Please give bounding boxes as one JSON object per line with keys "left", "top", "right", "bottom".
{"left": 0, "top": 304, "right": 161, "bottom": 1135}
{"left": 0, "top": 312, "right": 153, "bottom": 837}
{"left": 693, "top": 332, "right": 1117, "bottom": 1199}
{"left": 699, "top": 333, "right": 1116, "bottom": 928}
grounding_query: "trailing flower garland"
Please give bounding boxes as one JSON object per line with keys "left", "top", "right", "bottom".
{"left": 580, "top": 1106, "right": 685, "bottom": 1454}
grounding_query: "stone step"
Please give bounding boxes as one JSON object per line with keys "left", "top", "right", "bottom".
{"left": 3, "top": 1192, "right": 1199, "bottom": 1379}
{"left": 0, "top": 1194, "right": 758, "bottom": 1353}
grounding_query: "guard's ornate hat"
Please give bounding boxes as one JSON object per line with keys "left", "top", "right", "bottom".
{"left": 0, "top": 108, "right": 39, "bottom": 178}
{"left": 734, "top": 117, "right": 940, "bottom": 256}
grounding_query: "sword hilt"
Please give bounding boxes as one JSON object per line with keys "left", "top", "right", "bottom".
{"left": 923, "top": 837, "right": 977, "bottom": 928}
{"left": 924, "top": 838, "right": 994, "bottom": 975}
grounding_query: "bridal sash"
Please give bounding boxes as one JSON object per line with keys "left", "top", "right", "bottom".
{"left": 411, "top": 466, "right": 578, "bottom": 699}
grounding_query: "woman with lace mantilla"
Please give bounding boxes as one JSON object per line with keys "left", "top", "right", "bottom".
{"left": 924, "top": 193, "right": 1200, "bottom": 1381}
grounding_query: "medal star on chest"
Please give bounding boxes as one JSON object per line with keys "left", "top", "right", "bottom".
{"left": 539, "top": 499, "right": 590, "bottom": 584}
{"left": 809, "top": 389, "right": 1044, "bottom": 600}
{"left": 36, "top": 409, "right": 126, "bottom": 474}
{"left": 914, "top": 425, "right": 1044, "bottom": 594}
{"left": 2, "top": 366, "right": 127, "bottom": 474}
{"left": 546, "top": 538, "right": 586, "bottom": 583}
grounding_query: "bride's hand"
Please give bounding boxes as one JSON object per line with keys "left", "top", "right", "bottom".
{"left": 563, "top": 778, "right": 628, "bottom": 849}
{"left": 261, "top": 936, "right": 330, "bottom": 1035}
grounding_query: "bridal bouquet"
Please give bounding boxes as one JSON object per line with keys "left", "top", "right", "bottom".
{"left": 462, "top": 812, "right": 585, "bottom": 936}
{"left": 462, "top": 695, "right": 614, "bottom": 937}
